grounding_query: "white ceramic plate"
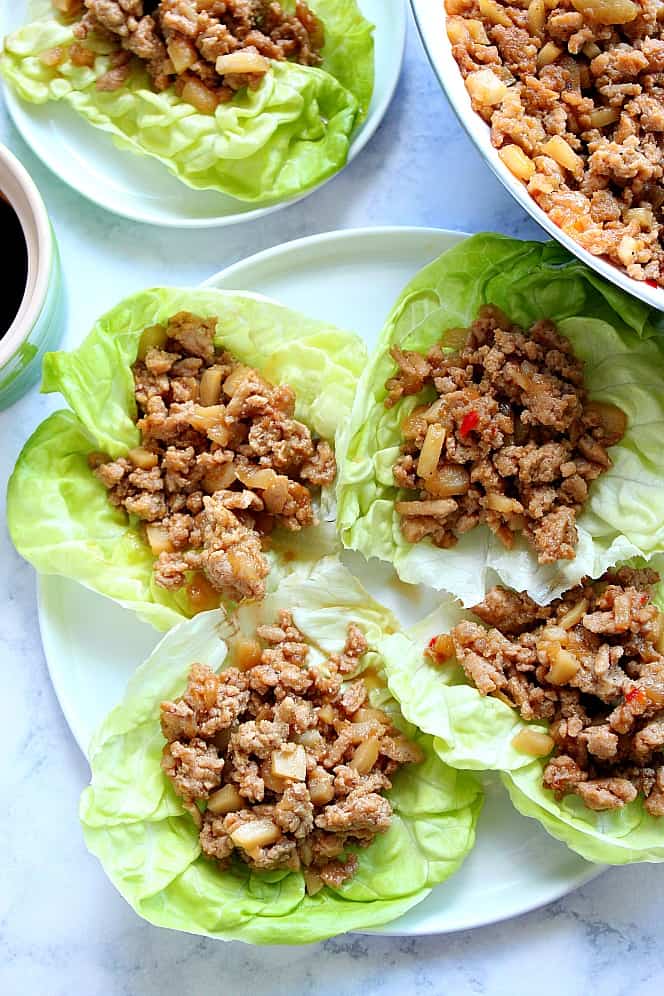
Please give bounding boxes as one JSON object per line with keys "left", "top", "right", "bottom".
{"left": 1, "top": 1, "right": 405, "bottom": 227}
{"left": 411, "top": 0, "right": 664, "bottom": 313}
{"left": 37, "top": 226, "right": 601, "bottom": 936}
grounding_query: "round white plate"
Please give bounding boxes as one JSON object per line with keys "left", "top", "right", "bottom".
{"left": 1, "top": 1, "right": 405, "bottom": 227}
{"left": 37, "top": 226, "right": 601, "bottom": 936}
{"left": 411, "top": 0, "right": 664, "bottom": 313}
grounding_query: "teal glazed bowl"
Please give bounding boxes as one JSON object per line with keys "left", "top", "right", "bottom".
{"left": 0, "top": 144, "right": 62, "bottom": 409}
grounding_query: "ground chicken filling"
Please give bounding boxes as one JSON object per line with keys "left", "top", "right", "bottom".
{"left": 427, "top": 567, "right": 664, "bottom": 815}
{"left": 90, "top": 311, "right": 336, "bottom": 607}
{"left": 159, "top": 615, "right": 423, "bottom": 889}
{"left": 447, "top": 0, "right": 664, "bottom": 285}
{"left": 50, "top": 1, "right": 323, "bottom": 110}
{"left": 387, "top": 305, "right": 626, "bottom": 564}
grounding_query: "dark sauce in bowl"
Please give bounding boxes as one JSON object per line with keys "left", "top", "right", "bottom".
{"left": 1, "top": 194, "right": 28, "bottom": 338}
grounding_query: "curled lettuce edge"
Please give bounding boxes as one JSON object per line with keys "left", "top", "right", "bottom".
{"left": 1, "top": 0, "right": 374, "bottom": 204}
{"left": 336, "top": 232, "right": 664, "bottom": 609}
{"left": 379, "top": 567, "right": 664, "bottom": 865}
{"left": 79, "top": 556, "right": 483, "bottom": 944}
{"left": 7, "top": 286, "right": 367, "bottom": 631}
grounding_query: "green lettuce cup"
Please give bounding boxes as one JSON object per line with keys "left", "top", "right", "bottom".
{"left": 7, "top": 286, "right": 367, "bottom": 631}
{"left": 336, "top": 233, "right": 664, "bottom": 607}
{"left": 380, "top": 567, "right": 664, "bottom": 865}
{"left": 80, "top": 557, "right": 483, "bottom": 944}
{"left": 502, "top": 765, "right": 664, "bottom": 865}
{"left": 1, "top": 0, "right": 373, "bottom": 204}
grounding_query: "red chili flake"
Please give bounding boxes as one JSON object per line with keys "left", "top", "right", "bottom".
{"left": 428, "top": 636, "right": 439, "bottom": 649}
{"left": 460, "top": 410, "right": 480, "bottom": 438}
{"left": 626, "top": 687, "right": 646, "bottom": 705}
{"left": 645, "top": 279, "right": 660, "bottom": 289}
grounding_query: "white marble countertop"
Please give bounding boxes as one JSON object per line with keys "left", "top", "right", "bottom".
{"left": 2, "top": 11, "right": 663, "bottom": 995}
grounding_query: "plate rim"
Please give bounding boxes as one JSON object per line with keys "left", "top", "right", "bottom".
{"left": 1, "top": 0, "right": 406, "bottom": 228}
{"left": 201, "top": 223, "right": 472, "bottom": 286}
{"left": 36, "top": 223, "right": 605, "bottom": 937}
{"left": 37, "top": 573, "right": 95, "bottom": 759}
{"left": 410, "top": 0, "right": 664, "bottom": 314}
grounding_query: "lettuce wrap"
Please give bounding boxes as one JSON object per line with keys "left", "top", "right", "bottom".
{"left": 1, "top": 0, "right": 373, "bottom": 203}
{"left": 80, "top": 557, "right": 483, "bottom": 944}
{"left": 337, "top": 233, "right": 664, "bottom": 607}
{"left": 379, "top": 566, "right": 664, "bottom": 864}
{"left": 7, "top": 286, "right": 367, "bottom": 630}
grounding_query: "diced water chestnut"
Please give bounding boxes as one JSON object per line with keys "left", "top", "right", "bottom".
{"left": 499, "top": 144, "right": 535, "bottom": 181}
{"left": 542, "top": 136, "right": 583, "bottom": 176}
{"left": 582, "top": 41, "right": 601, "bottom": 59}
{"left": 186, "top": 572, "right": 220, "bottom": 613}
{"left": 466, "top": 18, "right": 490, "bottom": 42}
{"left": 423, "top": 464, "right": 470, "bottom": 497}
{"left": 588, "top": 106, "right": 619, "bottom": 128}
{"left": 216, "top": 50, "right": 271, "bottom": 75}
{"left": 479, "top": 0, "right": 512, "bottom": 26}
{"left": 308, "top": 778, "right": 335, "bottom": 806}
{"left": 146, "top": 524, "right": 173, "bottom": 555}
{"left": 465, "top": 68, "right": 508, "bottom": 106}
{"left": 353, "top": 707, "right": 390, "bottom": 726}
{"left": 571, "top": 0, "right": 638, "bottom": 24}
{"left": 234, "top": 637, "right": 262, "bottom": 671}
{"left": 230, "top": 819, "right": 281, "bottom": 851}
{"left": 485, "top": 493, "right": 523, "bottom": 514}
{"left": 199, "top": 367, "right": 224, "bottom": 406}
{"left": 545, "top": 643, "right": 580, "bottom": 684}
{"left": 417, "top": 424, "right": 446, "bottom": 479}
{"left": 271, "top": 744, "right": 307, "bottom": 781}
{"left": 536, "top": 41, "right": 562, "bottom": 68}
{"left": 187, "top": 404, "right": 227, "bottom": 433}
{"left": 528, "top": 0, "right": 545, "bottom": 34}
{"left": 207, "top": 784, "right": 245, "bottom": 815}
{"left": 128, "top": 447, "right": 158, "bottom": 470}
{"left": 512, "top": 728, "right": 555, "bottom": 756}
{"left": 181, "top": 78, "right": 219, "bottom": 115}
{"left": 203, "top": 461, "right": 237, "bottom": 493}
{"left": 167, "top": 37, "right": 197, "bottom": 74}
{"left": 558, "top": 599, "right": 588, "bottom": 630}
{"left": 349, "top": 738, "right": 380, "bottom": 774}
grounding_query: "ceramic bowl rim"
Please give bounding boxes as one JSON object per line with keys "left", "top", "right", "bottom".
{"left": 0, "top": 144, "right": 53, "bottom": 368}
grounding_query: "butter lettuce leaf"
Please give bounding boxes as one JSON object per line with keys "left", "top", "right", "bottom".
{"left": 80, "top": 558, "right": 483, "bottom": 944}
{"left": 7, "top": 287, "right": 366, "bottom": 630}
{"left": 337, "top": 233, "right": 664, "bottom": 607}
{"left": 1, "top": 0, "right": 373, "bottom": 203}
{"left": 380, "top": 574, "right": 664, "bottom": 864}
{"left": 502, "top": 765, "right": 664, "bottom": 864}
{"left": 380, "top": 602, "right": 545, "bottom": 773}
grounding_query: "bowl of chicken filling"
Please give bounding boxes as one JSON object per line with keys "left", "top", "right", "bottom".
{"left": 411, "top": 0, "right": 664, "bottom": 309}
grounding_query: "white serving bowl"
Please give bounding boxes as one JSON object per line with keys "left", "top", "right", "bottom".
{"left": 0, "top": 144, "right": 62, "bottom": 408}
{"left": 411, "top": 0, "right": 664, "bottom": 312}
